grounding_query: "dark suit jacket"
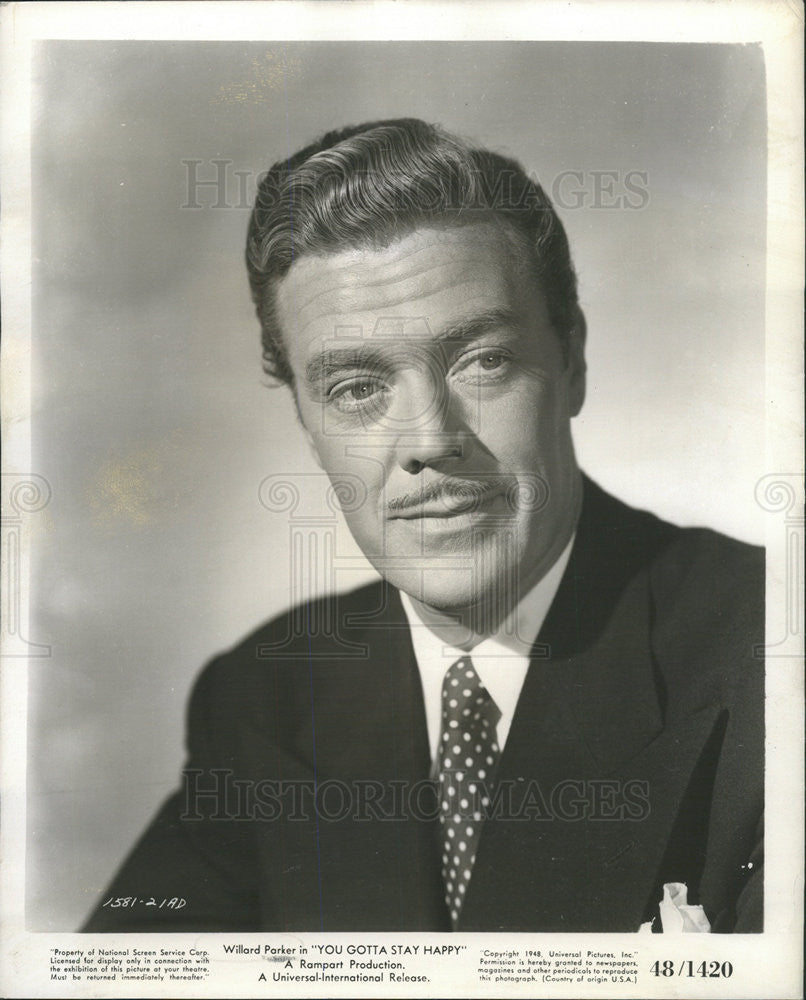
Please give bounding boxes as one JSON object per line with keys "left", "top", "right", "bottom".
{"left": 84, "top": 477, "right": 764, "bottom": 933}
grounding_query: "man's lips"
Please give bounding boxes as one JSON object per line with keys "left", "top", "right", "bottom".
{"left": 387, "top": 480, "right": 511, "bottom": 519}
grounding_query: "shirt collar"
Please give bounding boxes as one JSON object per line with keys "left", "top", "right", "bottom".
{"left": 400, "top": 533, "right": 575, "bottom": 759}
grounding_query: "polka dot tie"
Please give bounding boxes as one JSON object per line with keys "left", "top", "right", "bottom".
{"left": 437, "top": 655, "right": 502, "bottom": 928}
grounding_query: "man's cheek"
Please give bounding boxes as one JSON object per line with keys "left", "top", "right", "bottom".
{"left": 316, "top": 439, "right": 356, "bottom": 474}
{"left": 342, "top": 501, "right": 380, "bottom": 545}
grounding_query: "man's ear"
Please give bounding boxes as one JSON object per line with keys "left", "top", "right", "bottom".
{"left": 566, "top": 306, "right": 587, "bottom": 417}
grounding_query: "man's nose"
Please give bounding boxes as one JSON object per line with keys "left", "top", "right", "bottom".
{"left": 393, "top": 378, "right": 464, "bottom": 475}
{"left": 397, "top": 433, "right": 462, "bottom": 475}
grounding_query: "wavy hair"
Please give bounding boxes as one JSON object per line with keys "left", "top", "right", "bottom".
{"left": 246, "top": 118, "right": 579, "bottom": 386}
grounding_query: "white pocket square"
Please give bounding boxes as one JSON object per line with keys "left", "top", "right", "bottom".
{"left": 638, "top": 882, "right": 711, "bottom": 933}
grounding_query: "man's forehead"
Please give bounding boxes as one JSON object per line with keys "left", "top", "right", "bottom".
{"left": 274, "top": 221, "right": 529, "bottom": 341}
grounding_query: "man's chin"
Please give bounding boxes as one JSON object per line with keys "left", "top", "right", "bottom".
{"left": 388, "top": 568, "right": 497, "bottom": 616}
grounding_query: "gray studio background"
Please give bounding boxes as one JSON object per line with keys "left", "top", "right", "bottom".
{"left": 29, "top": 41, "right": 766, "bottom": 930}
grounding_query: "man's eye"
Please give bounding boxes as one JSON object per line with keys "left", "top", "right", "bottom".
{"left": 478, "top": 351, "right": 506, "bottom": 371}
{"left": 329, "top": 378, "right": 386, "bottom": 412}
{"left": 453, "top": 348, "right": 512, "bottom": 382}
{"left": 346, "top": 381, "right": 378, "bottom": 400}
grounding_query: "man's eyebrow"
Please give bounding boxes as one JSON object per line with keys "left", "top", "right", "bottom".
{"left": 434, "top": 308, "right": 521, "bottom": 343}
{"left": 303, "top": 309, "right": 521, "bottom": 388}
{"left": 304, "top": 347, "right": 388, "bottom": 388}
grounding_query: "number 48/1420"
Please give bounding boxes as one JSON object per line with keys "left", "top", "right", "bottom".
{"left": 651, "top": 960, "right": 733, "bottom": 978}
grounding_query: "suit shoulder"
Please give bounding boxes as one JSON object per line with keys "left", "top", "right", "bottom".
{"left": 650, "top": 522, "right": 764, "bottom": 618}
{"left": 583, "top": 479, "right": 764, "bottom": 707}
{"left": 189, "top": 578, "right": 385, "bottom": 700}
{"left": 647, "top": 522, "right": 764, "bottom": 709}
{"left": 586, "top": 477, "right": 763, "bottom": 581}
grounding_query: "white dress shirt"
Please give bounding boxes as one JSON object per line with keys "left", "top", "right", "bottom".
{"left": 399, "top": 534, "right": 575, "bottom": 765}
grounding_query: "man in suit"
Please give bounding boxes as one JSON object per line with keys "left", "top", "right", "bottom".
{"left": 84, "top": 118, "right": 763, "bottom": 933}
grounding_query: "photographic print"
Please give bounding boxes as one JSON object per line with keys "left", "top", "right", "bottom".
{"left": 1, "top": 2, "right": 802, "bottom": 997}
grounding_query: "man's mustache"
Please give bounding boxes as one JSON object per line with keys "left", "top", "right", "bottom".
{"left": 387, "top": 476, "right": 513, "bottom": 513}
